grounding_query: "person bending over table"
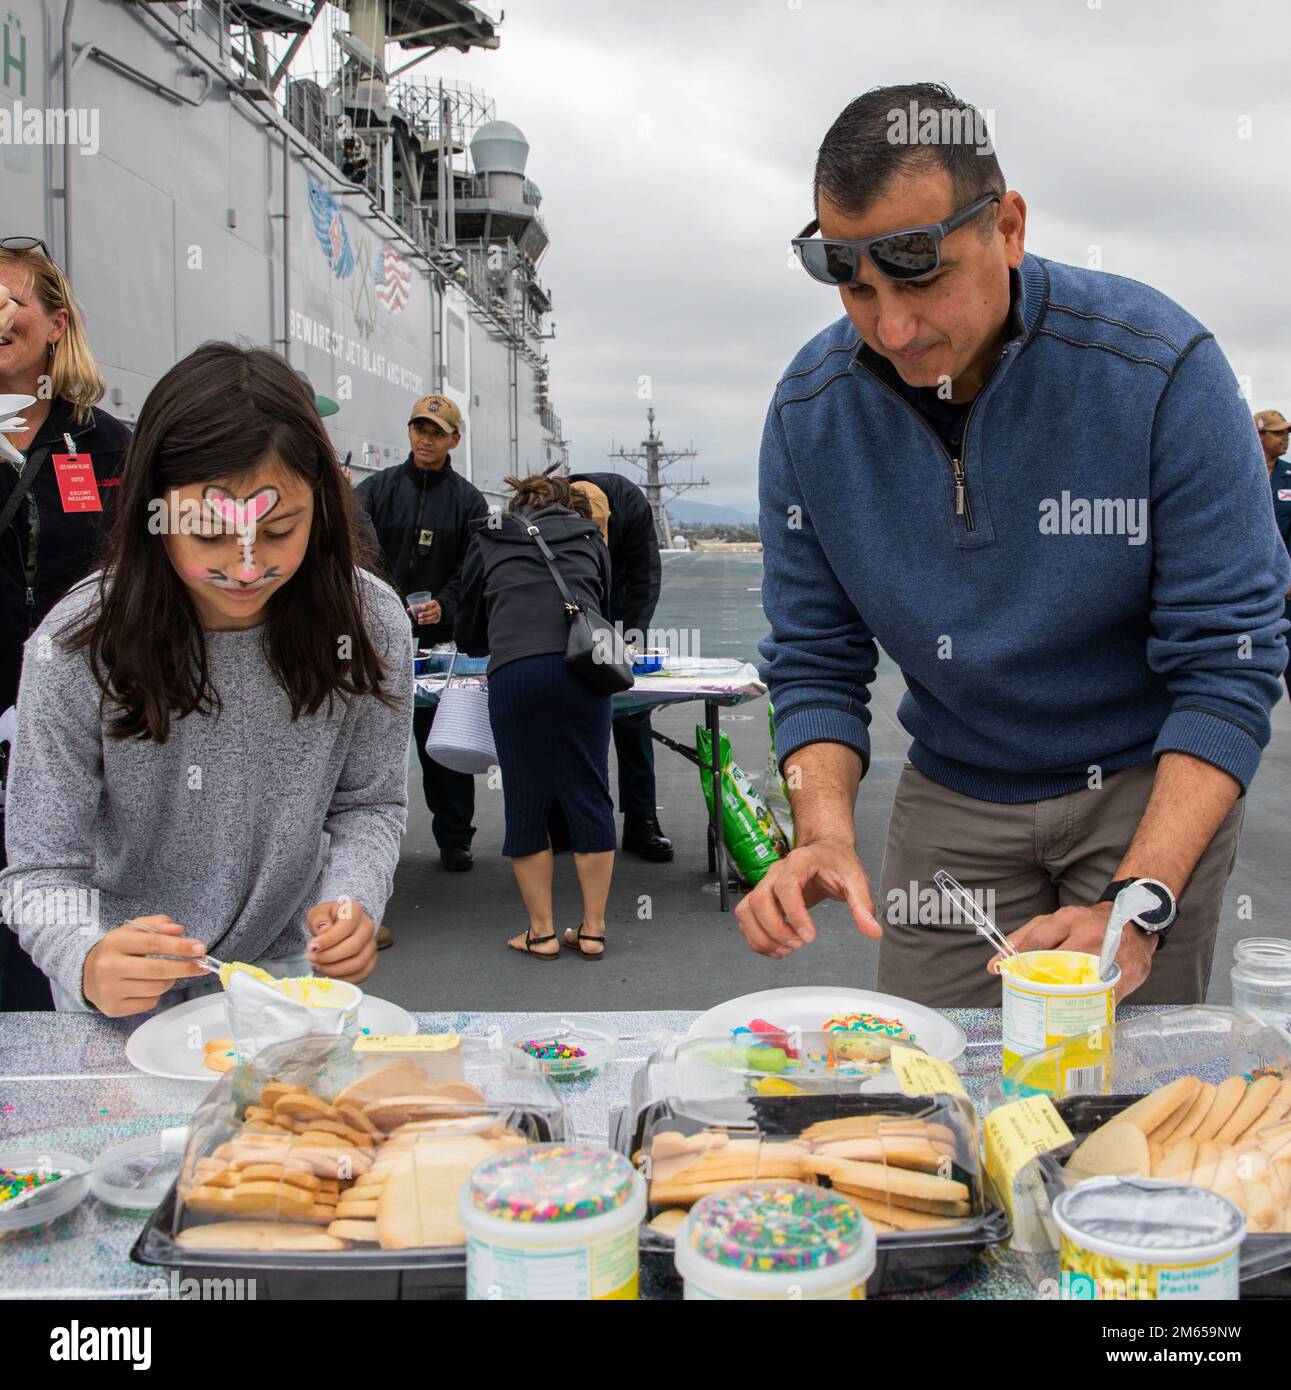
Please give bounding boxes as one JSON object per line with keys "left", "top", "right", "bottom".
{"left": 455, "top": 471, "right": 617, "bottom": 961}
{"left": 0, "top": 343, "right": 412, "bottom": 1016}
{"left": 739, "top": 83, "right": 1289, "bottom": 1007}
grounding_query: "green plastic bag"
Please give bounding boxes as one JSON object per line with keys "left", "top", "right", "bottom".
{"left": 696, "top": 724, "right": 790, "bottom": 886}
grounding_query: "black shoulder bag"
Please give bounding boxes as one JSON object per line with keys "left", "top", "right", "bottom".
{"left": 526, "top": 522, "right": 634, "bottom": 695}
{"left": 0, "top": 441, "right": 53, "bottom": 542}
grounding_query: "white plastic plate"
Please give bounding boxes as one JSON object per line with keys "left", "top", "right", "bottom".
{"left": 685, "top": 986, "right": 967, "bottom": 1063}
{"left": 126, "top": 992, "right": 417, "bottom": 1080}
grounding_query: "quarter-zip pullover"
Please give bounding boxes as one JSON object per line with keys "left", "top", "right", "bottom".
{"left": 758, "top": 254, "right": 1290, "bottom": 802}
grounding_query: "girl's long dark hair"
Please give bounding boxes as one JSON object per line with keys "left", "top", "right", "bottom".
{"left": 64, "top": 342, "right": 398, "bottom": 741}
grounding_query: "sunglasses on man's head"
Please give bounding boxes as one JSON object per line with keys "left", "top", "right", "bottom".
{"left": 0, "top": 236, "right": 53, "bottom": 258}
{"left": 791, "top": 192, "right": 1001, "bottom": 286}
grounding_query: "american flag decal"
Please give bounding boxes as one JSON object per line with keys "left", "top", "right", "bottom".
{"left": 375, "top": 248, "right": 412, "bottom": 314}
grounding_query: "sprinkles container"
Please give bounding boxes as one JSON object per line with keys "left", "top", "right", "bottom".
{"left": 674, "top": 1180, "right": 876, "bottom": 1300}
{"left": 1053, "top": 1177, "right": 1245, "bottom": 1301}
{"left": 502, "top": 1014, "right": 618, "bottom": 1082}
{"left": 0, "top": 1149, "right": 92, "bottom": 1232}
{"left": 461, "top": 1143, "right": 645, "bottom": 1300}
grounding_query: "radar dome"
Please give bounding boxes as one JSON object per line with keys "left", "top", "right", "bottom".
{"left": 470, "top": 120, "right": 529, "bottom": 177}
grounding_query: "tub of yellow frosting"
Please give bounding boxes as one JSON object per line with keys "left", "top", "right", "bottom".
{"left": 998, "top": 951, "right": 1117, "bottom": 1093}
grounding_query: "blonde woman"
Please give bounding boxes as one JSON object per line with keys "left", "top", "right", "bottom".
{"left": 0, "top": 237, "right": 129, "bottom": 1009}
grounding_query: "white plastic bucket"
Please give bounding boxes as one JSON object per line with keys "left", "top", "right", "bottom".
{"left": 424, "top": 648, "right": 497, "bottom": 774}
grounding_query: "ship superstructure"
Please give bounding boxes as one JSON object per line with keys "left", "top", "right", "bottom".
{"left": 3, "top": 0, "right": 564, "bottom": 496}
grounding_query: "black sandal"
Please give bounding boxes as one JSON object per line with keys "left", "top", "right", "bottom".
{"left": 562, "top": 924, "right": 606, "bottom": 961}
{"left": 508, "top": 928, "right": 559, "bottom": 961}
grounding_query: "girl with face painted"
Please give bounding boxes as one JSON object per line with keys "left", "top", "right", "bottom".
{"left": 0, "top": 342, "right": 412, "bottom": 1016}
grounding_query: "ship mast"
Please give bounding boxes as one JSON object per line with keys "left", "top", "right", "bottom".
{"left": 609, "top": 409, "right": 708, "bottom": 549}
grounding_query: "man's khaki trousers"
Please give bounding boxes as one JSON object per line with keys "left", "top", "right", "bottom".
{"left": 875, "top": 762, "right": 1244, "bottom": 1008}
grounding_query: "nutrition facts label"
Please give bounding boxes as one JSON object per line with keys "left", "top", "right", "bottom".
{"left": 1002, "top": 988, "right": 1048, "bottom": 1054}
{"left": 1155, "top": 1252, "right": 1239, "bottom": 1300}
{"left": 1004, "top": 986, "right": 1109, "bottom": 1056}
{"left": 467, "top": 1229, "right": 638, "bottom": 1301}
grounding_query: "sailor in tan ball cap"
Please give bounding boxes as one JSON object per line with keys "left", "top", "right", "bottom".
{"left": 1256, "top": 408, "right": 1291, "bottom": 698}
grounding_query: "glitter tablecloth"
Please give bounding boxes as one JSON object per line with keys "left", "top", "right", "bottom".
{"left": 0, "top": 1005, "right": 1165, "bottom": 1300}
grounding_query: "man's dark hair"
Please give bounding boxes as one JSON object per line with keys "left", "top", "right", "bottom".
{"left": 814, "top": 82, "right": 1005, "bottom": 230}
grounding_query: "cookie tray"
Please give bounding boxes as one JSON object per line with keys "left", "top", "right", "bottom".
{"left": 131, "top": 1101, "right": 565, "bottom": 1300}
{"left": 1040, "top": 1095, "right": 1291, "bottom": 1300}
{"left": 614, "top": 1091, "right": 1010, "bottom": 1298}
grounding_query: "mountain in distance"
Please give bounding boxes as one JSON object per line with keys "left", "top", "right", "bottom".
{"left": 664, "top": 498, "right": 759, "bottom": 526}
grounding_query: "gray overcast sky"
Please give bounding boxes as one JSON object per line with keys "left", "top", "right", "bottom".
{"left": 404, "top": 0, "right": 1290, "bottom": 508}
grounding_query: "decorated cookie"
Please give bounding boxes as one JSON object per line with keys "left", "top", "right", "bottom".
{"left": 821, "top": 1013, "right": 917, "bottom": 1063}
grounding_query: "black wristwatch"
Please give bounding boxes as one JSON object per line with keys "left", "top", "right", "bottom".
{"left": 1098, "top": 877, "right": 1177, "bottom": 951}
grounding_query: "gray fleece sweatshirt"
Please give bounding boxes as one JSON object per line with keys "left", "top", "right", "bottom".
{"left": 0, "top": 568, "right": 412, "bottom": 1010}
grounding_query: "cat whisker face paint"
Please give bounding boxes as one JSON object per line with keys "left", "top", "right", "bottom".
{"left": 200, "top": 566, "right": 285, "bottom": 593}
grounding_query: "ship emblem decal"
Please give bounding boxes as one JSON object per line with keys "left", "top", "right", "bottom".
{"left": 307, "top": 174, "right": 353, "bottom": 279}
{"left": 350, "top": 237, "right": 378, "bottom": 336}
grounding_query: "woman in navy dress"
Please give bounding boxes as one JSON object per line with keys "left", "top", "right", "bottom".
{"left": 455, "top": 472, "right": 616, "bottom": 959}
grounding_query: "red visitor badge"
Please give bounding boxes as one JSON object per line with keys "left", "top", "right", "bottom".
{"left": 52, "top": 452, "right": 102, "bottom": 512}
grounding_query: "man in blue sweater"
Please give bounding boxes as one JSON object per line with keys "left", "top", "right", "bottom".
{"left": 743, "top": 83, "right": 1289, "bottom": 1007}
